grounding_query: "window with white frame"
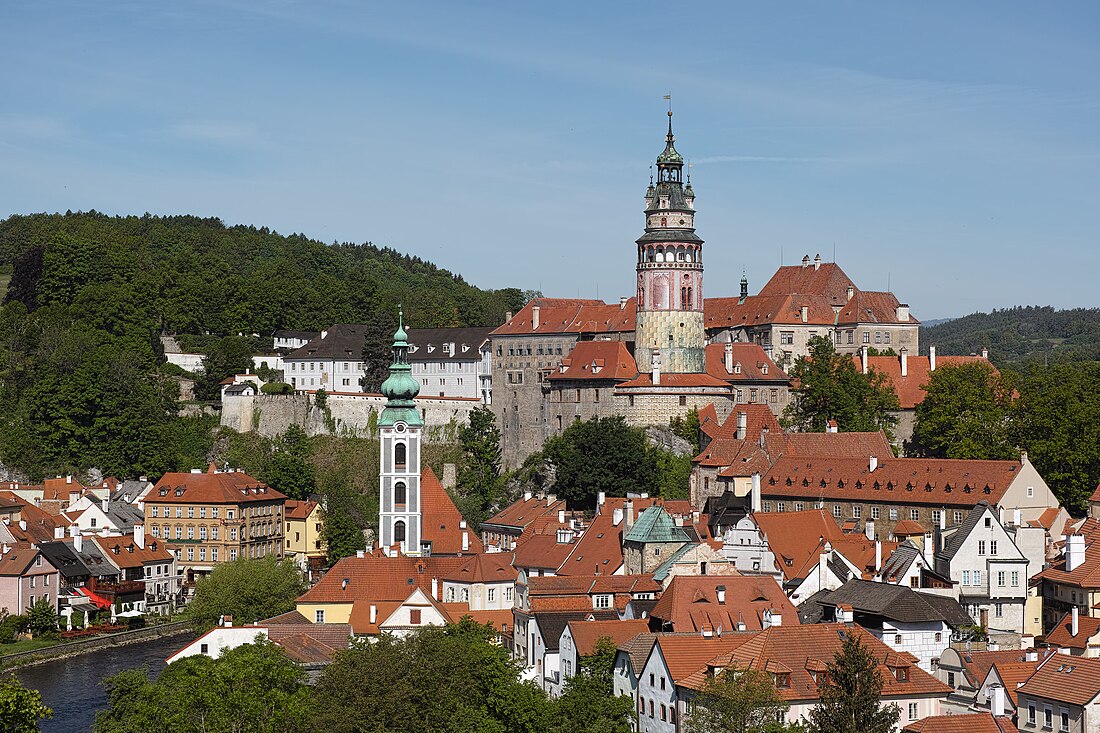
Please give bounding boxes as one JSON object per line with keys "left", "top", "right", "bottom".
{"left": 910, "top": 508, "right": 919, "bottom": 521}
{"left": 908, "top": 703, "right": 918, "bottom": 721}
{"left": 871, "top": 506, "right": 880, "bottom": 520}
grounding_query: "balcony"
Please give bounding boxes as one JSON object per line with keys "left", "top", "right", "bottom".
{"left": 90, "top": 579, "right": 146, "bottom": 597}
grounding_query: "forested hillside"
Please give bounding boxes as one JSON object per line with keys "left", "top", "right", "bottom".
{"left": 0, "top": 211, "right": 524, "bottom": 481}
{"left": 920, "top": 306, "right": 1100, "bottom": 368}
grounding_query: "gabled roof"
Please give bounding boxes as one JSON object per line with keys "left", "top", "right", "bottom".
{"left": 650, "top": 576, "right": 796, "bottom": 633}
{"left": 534, "top": 610, "right": 617, "bottom": 652}
{"left": 903, "top": 713, "right": 1017, "bottom": 733}
{"left": 752, "top": 510, "right": 847, "bottom": 582}
{"left": 652, "top": 634, "right": 756, "bottom": 683}
{"left": 812, "top": 579, "right": 971, "bottom": 626}
{"left": 148, "top": 467, "right": 286, "bottom": 505}
{"left": 556, "top": 497, "right": 676, "bottom": 576}
{"left": 548, "top": 341, "right": 637, "bottom": 382}
{"left": 1045, "top": 611, "right": 1100, "bottom": 650}
{"left": 491, "top": 298, "right": 636, "bottom": 336}
{"left": 939, "top": 502, "right": 995, "bottom": 561}
{"left": 758, "top": 261, "right": 855, "bottom": 302}
{"left": 704, "top": 294, "right": 840, "bottom": 329}
{"left": 420, "top": 466, "right": 483, "bottom": 555}
{"left": 513, "top": 533, "right": 575, "bottom": 570}
{"left": 441, "top": 553, "right": 515, "bottom": 584}
{"left": 565, "top": 618, "right": 650, "bottom": 657}
{"left": 703, "top": 343, "right": 788, "bottom": 383}
{"left": 285, "top": 500, "right": 318, "bottom": 521}
{"left": 0, "top": 548, "right": 54, "bottom": 577}
{"left": 484, "top": 495, "right": 565, "bottom": 531}
{"left": 852, "top": 355, "right": 990, "bottom": 409}
{"left": 286, "top": 323, "right": 369, "bottom": 360}
{"left": 1034, "top": 531, "right": 1100, "bottom": 590}
{"left": 761, "top": 457, "right": 1021, "bottom": 507}
{"left": 892, "top": 519, "right": 928, "bottom": 537}
{"left": 618, "top": 632, "right": 660, "bottom": 675}
{"left": 90, "top": 536, "right": 174, "bottom": 569}
{"left": 615, "top": 372, "right": 731, "bottom": 390}
{"left": 297, "top": 554, "right": 468, "bottom": 604}
{"left": 1017, "top": 654, "right": 1100, "bottom": 706}
{"left": 623, "top": 506, "right": 692, "bottom": 544}
{"left": 36, "top": 541, "right": 91, "bottom": 579}
{"left": 957, "top": 650, "right": 1047, "bottom": 689}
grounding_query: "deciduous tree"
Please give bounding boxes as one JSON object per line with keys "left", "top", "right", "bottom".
{"left": 912, "top": 361, "right": 1016, "bottom": 459}
{"left": 551, "top": 637, "right": 635, "bottom": 733}
{"left": 186, "top": 556, "right": 306, "bottom": 629}
{"left": 0, "top": 674, "right": 52, "bottom": 733}
{"left": 687, "top": 663, "right": 796, "bottom": 733}
{"left": 807, "top": 633, "right": 899, "bottom": 733}
{"left": 541, "top": 417, "right": 658, "bottom": 509}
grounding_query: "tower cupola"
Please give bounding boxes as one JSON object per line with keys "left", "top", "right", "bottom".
{"left": 380, "top": 309, "right": 423, "bottom": 427}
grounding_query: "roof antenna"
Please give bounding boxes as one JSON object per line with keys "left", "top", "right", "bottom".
{"left": 649, "top": 164, "right": 654, "bottom": 185}
{"left": 832, "top": 241, "right": 836, "bottom": 263}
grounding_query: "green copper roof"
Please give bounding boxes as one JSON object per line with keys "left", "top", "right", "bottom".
{"left": 624, "top": 506, "right": 692, "bottom": 544}
{"left": 380, "top": 308, "right": 423, "bottom": 427}
{"left": 657, "top": 114, "right": 683, "bottom": 165}
{"left": 651, "top": 543, "right": 695, "bottom": 582}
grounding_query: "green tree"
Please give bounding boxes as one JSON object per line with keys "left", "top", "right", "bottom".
{"left": 654, "top": 449, "right": 691, "bottom": 500}
{"left": 783, "top": 336, "right": 899, "bottom": 438}
{"left": 807, "top": 633, "right": 899, "bottom": 733}
{"left": 540, "top": 417, "right": 658, "bottom": 509}
{"left": 320, "top": 502, "right": 367, "bottom": 563}
{"left": 311, "top": 618, "right": 549, "bottom": 733}
{"left": 0, "top": 674, "right": 52, "bottom": 733}
{"left": 265, "top": 425, "right": 316, "bottom": 500}
{"left": 359, "top": 309, "right": 396, "bottom": 393}
{"left": 551, "top": 637, "right": 635, "bottom": 733}
{"left": 1013, "top": 362, "right": 1100, "bottom": 514}
{"left": 669, "top": 407, "right": 701, "bottom": 454}
{"left": 186, "top": 556, "right": 306, "bottom": 629}
{"left": 94, "top": 639, "right": 311, "bottom": 733}
{"left": 197, "top": 336, "right": 254, "bottom": 401}
{"left": 687, "top": 665, "right": 795, "bottom": 733}
{"left": 454, "top": 407, "right": 505, "bottom": 530}
{"left": 24, "top": 597, "right": 59, "bottom": 639}
{"left": 912, "top": 361, "right": 1017, "bottom": 459}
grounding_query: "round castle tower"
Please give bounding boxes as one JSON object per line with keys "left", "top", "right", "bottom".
{"left": 634, "top": 111, "right": 706, "bottom": 374}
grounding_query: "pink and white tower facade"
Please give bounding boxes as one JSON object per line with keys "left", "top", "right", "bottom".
{"left": 634, "top": 111, "right": 706, "bottom": 374}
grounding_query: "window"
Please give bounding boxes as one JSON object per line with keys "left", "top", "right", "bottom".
{"left": 212, "top": 527, "right": 219, "bottom": 540}
{"left": 1027, "top": 486, "right": 1034, "bottom": 497}
{"left": 1044, "top": 707, "right": 1053, "bottom": 729}
{"left": 199, "top": 548, "right": 206, "bottom": 562}
{"left": 1028, "top": 704, "right": 1035, "bottom": 724}
{"left": 212, "top": 507, "right": 218, "bottom": 518}
{"left": 875, "top": 332, "right": 882, "bottom": 344}
{"left": 796, "top": 502, "right": 804, "bottom": 511}
{"left": 316, "top": 609, "right": 325, "bottom": 624}
{"left": 199, "top": 507, "right": 206, "bottom": 519}
{"left": 998, "top": 571, "right": 1005, "bottom": 587}
{"left": 974, "top": 570, "right": 981, "bottom": 586}
{"left": 995, "top": 603, "right": 1003, "bottom": 617}
{"left": 910, "top": 508, "right": 919, "bottom": 521}
{"left": 871, "top": 506, "right": 880, "bottom": 520}
{"left": 931, "top": 510, "right": 941, "bottom": 526}
{"left": 954, "top": 511, "right": 963, "bottom": 524}
{"left": 201, "top": 643, "right": 209, "bottom": 654}
{"left": 780, "top": 332, "right": 794, "bottom": 345}
{"left": 962, "top": 570, "right": 971, "bottom": 586}
{"left": 188, "top": 506, "right": 195, "bottom": 518}
{"left": 1061, "top": 709, "right": 1069, "bottom": 732}
{"left": 750, "top": 389, "right": 758, "bottom": 402}
{"left": 394, "top": 482, "right": 407, "bottom": 507}
{"left": 1012, "top": 571, "right": 1019, "bottom": 587}
{"left": 894, "top": 634, "right": 902, "bottom": 644}
{"left": 176, "top": 507, "right": 183, "bottom": 518}
{"left": 212, "top": 548, "right": 218, "bottom": 561}
{"left": 175, "top": 526, "right": 183, "bottom": 539}
{"left": 227, "top": 510, "right": 235, "bottom": 520}
{"left": 935, "top": 632, "right": 942, "bottom": 643}
{"left": 660, "top": 677, "right": 666, "bottom": 690}
{"left": 908, "top": 703, "right": 918, "bottom": 721}
{"left": 763, "top": 502, "right": 771, "bottom": 512}
{"left": 833, "top": 505, "right": 842, "bottom": 518}
{"left": 506, "top": 370, "right": 524, "bottom": 385}
{"left": 853, "top": 505, "right": 862, "bottom": 518}
{"left": 978, "top": 540, "right": 986, "bottom": 556}
{"left": 394, "top": 520, "right": 406, "bottom": 544}
{"left": 151, "top": 506, "right": 159, "bottom": 517}
{"left": 488, "top": 588, "right": 496, "bottom": 603}
{"left": 947, "top": 671, "right": 955, "bottom": 687}
{"left": 187, "top": 548, "right": 194, "bottom": 561}
{"left": 187, "top": 526, "right": 195, "bottom": 539}
{"left": 410, "top": 609, "right": 422, "bottom": 625}
{"left": 990, "top": 541, "right": 997, "bottom": 555}
{"left": 889, "top": 508, "right": 899, "bottom": 520}
{"left": 863, "top": 332, "right": 870, "bottom": 344}
{"left": 660, "top": 704, "right": 666, "bottom": 721}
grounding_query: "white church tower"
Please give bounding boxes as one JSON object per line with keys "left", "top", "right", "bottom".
{"left": 378, "top": 310, "right": 424, "bottom": 556}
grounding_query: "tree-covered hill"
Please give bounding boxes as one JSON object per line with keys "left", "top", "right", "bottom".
{"left": 920, "top": 306, "right": 1100, "bottom": 368}
{"left": 0, "top": 211, "right": 525, "bottom": 481}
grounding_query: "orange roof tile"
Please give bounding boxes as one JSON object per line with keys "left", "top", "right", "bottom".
{"left": 484, "top": 495, "right": 565, "bottom": 531}
{"left": 761, "top": 456, "right": 1022, "bottom": 507}
{"left": 752, "top": 510, "right": 847, "bottom": 581}
{"left": 852, "top": 355, "right": 990, "bottom": 409}
{"left": 1045, "top": 611, "right": 1100, "bottom": 650}
{"left": 442, "top": 553, "right": 515, "bottom": 584}
{"left": 297, "top": 554, "right": 468, "bottom": 604}
{"left": 420, "top": 466, "right": 483, "bottom": 555}
{"left": 285, "top": 500, "right": 318, "bottom": 520}
{"left": 148, "top": 468, "right": 286, "bottom": 505}
{"left": 1018, "top": 654, "right": 1100, "bottom": 706}
{"left": 703, "top": 343, "right": 788, "bottom": 383}
{"left": 91, "top": 536, "right": 174, "bottom": 569}
{"left": 652, "top": 634, "right": 756, "bottom": 683}
{"left": 650, "top": 576, "right": 796, "bottom": 633}
{"left": 758, "top": 261, "right": 856, "bottom": 302}
{"left": 514, "top": 533, "right": 576, "bottom": 570}
{"left": 491, "top": 298, "right": 636, "bottom": 336}
{"left": 548, "top": 341, "right": 638, "bottom": 382}
{"left": 615, "top": 372, "right": 731, "bottom": 390}
{"left": 992, "top": 661, "right": 1040, "bottom": 706}
{"left": 556, "top": 498, "right": 674, "bottom": 575}
{"left": 566, "top": 619, "right": 650, "bottom": 657}
{"left": 891, "top": 520, "right": 928, "bottom": 537}
{"left": 903, "top": 713, "right": 1013, "bottom": 733}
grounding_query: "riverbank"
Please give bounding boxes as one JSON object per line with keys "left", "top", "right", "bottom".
{"left": 1, "top": 620, "right": 193, "bottom": 670}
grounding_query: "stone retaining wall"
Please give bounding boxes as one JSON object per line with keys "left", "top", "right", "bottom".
{"left": 0, "top": 621, "right": 192, "bottom": 670}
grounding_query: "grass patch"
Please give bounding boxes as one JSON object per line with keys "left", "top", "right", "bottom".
{"left": 0, "top": 637, "right": 64, "bottom": 656}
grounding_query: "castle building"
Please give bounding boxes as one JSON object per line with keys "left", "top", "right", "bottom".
{"left": 634, "top": 112, "right": 706, "bottom": 375}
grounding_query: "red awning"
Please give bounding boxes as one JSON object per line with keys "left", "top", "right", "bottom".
{"left": 76, "top": 586, "right": 112, "bottom": 610}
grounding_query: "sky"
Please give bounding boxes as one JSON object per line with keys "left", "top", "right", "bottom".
{"left": 1, "top": 2, "right": 1097, "bottom": 321}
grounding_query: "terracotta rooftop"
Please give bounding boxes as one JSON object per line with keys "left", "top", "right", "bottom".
{"left": 1018, "top": 654, "right": 1100, "bottom": 706}
{"left": 91, "top": 536, "right": 174, "bottom": 569}
{"left": 650, "top": 576, "right": 796, "bottom": 633}
{"left": 513, "top": 533, "right": 576, "bottom": 571}
{"left": 285, "top": 500, "right": 318, "bottom": 521}
{"left": 548, "top": 340, "right": 638, "bottom": 382}
{"left": 148, "top": 467, "right": 286, "bottom": 505}
{"left": 615, "top": 372, "right": 731, "bottom": 390}
{"left": 852, "top": 355, "right": 990, "bottom": 409}
{"left": 752, "top": 510, "right": 847, "bottom": 582}
{"left": 441, "top": 552, "right": 515, "bottom": 584}
{"left": 419, "top": 465, "right": 483, "bottom": 555}
{"left": 297, "top": 554, "right": 468, "bottom": 604}
{"left": 1045, "top": 611, "right": 1100, "bottom": 650}
{"left": 903, "top": 713, "right": 1017, "bottom": 733}
{"left": 760, "top": 456, "right": 1022, "bottom": 506}
{"left": 0, "top": 547, "right": 53, "bottom": 577}
{"left": 566, "top": 618, "right": 650, "bottom": 657}
{"left": 703, "top": 343, "right": 788, "bottom": 383}
{"left": 892, "top": 519, "right": 928, "bottom": 536}
{"left": 492, "top": 298, "right": 636, "bottom": 336}
{"left": 483, "top": 495, "right": 565, "bottom": 531}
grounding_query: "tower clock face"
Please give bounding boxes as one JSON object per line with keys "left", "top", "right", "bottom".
{"left": 395, "top": 422, "right": 407, "bottom": 433}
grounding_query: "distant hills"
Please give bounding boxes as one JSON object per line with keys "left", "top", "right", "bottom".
{"left": 920, "top": 306, "right": 1100, "bottom": 369}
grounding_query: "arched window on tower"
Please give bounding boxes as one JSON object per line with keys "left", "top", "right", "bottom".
{"left": 395, "top": 442, "right": 406, "bottom": 470}
{"left": 687, "top": 287, "right": 693, "bottom": 308}
{"left": 395, "top": 481, "right": 407, "bottom": 508}
{"left": 394, "top": 520, "right": 406, "bottom": 544}
{"left": 661, "top": 217, "right": 667, "bottom": 227}
{"left": 680, "top": 286, "right": 687, "bottom": 308}
{"left": 655, "top": 248, "right": 664, "bottom": 263}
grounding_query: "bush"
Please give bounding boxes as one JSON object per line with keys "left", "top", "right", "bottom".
{"left": 0, "top": 614, "right": 26, "bottom": 644}
{"left": 261, "top": 382, "right": 293, "bottom": 395}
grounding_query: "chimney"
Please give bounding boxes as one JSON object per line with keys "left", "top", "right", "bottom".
{"left": 557, "top": 509, "right": 566, "bottom": 524}
{"left": 53, "top": 526, "right": 64, "bottom": 540}
{"left": 1072, "top": 606, "right": 1080, "bottom": 637}
{"left": 818, "top": 550, "right": 829, "bottom": 586}
{"left": 369, "top": 605, "right": 377, "bottom": 624}
{"left": 860, "top": 345, "right": 868, "bottom": 374}
{"left": 865, "top": 520, "right": 875, "bottom": 541}
{"left": 929, "top": 345, "right": 937, "bottom": 371}
{"left": 1025, "top": 649, "right": 1038, "bottom": 662}
{"left": 523, "top": 491, "right": 532, "bottom": 502}
{"left": 651, "top": 349, "right": 661, "bottom": 385}
{"left": 769, "top": 611, "right": 782, "bottom": 627}
{"left": 531, "top": 305, "right": 540, "bottom": 331}
{"left": 814, "top": 254, "right": 821, "bottom": 271}
{"left": 74, "top": 533, "right": 83, "bottom": 553}
{"left": 716, "top": 585, "right": 726, "bottom": 604}
{"left": 613, "top": 508, "right": 624, "bottom": 526}
{"left": 624, "top": 499, "right": 635, "bottom": 529}
{"left": 66, "top": 475, "right": 72, "bottom": 484}
{"left": 222, "top": 615, "right": 233, "bottom": 628}
{"left": 800, "top": 305, "right": 809, "bottom": 323}
{"left": 101, "top": 498, "right": 109, "bottom": 513}
{"left": 620, "top": 296, "right": 627, "bottom": 310}
{"left": 846, "top": 285, "right": 854, "bottom": 302}
{"left": 462, "top": 531, "right": 470, "bottom": 552}
{"left": 990, "top": 683, "right": 1005, "bottom": 717}
{"left": 724, "top": 342, "right": 734, "bottom": 373}
{"left": 1067, "top": 534, "right": 1086, "bottom": 572}
{"left": 597, "top": 491, "right": 606, "bottom": 508}
{"left": 896, "top": 304, "right": 910, "bottom": 322}
{"left": 431, "top": 577, "right": 439, "bottom": 600}
{"left": 18, "top": 520, "right": 26, "bottom": 531}
{"left": 1013, "top": 509, "right": 1022, "bottom": 527}
{"left": 875, "top": 541, "right": 882, "bottom": 573}
{"left": 869, "top": 455, "right": 878, "bottom": 473}
{"left": 750, "top": 473, "right": 762, "bottom": 513}
{"left": 900, "top": 347, "right": 908, "bottom": 378}
{"left": 134, "top": 524, "right": 145, "bottom": 549}
{"left": 982, "top": 347, "right": 989, "bottom": 359}
{"left": 801, "top": 255, "right": 810, "bottom": 268}
{"left": 504, "top": 310, "right": 513, "bottom": 323}
{"left": 837, "top": 604, "right": 854, "bottom": 624}
{"left": 826, "top": 419, "right": 838, "bottom": 434}
{"left": 736, "top": 412, "right": 747, "bottom": 441}
{"left": 356, "top": 550, "right": 365, "bottom": 559}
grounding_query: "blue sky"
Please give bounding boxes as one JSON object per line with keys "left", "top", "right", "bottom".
{"left": 2, "top": 2, "right": 1097, "bottom": 320}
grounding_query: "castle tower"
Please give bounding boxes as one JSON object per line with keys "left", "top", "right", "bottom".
{"left": 378, "top": 309, "right": 424, "bottom": 556}
{"left": 635, "top": 111, "right": 706, "bottom": 374}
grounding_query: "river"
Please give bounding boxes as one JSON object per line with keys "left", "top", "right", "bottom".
{"left": 15, "top": 632, "right": 195, "bottom": 733}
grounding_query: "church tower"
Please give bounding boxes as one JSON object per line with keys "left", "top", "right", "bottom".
{"left": 378, "top": 310, "right": 424, "bottom": 556}
{"left": 634, "top": 111, "right": 706, "bottom": 374}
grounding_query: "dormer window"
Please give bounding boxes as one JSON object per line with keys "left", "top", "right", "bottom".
{"left": 773, "top": 673, "right": 790, "bottom": 688}
{"left": 894, "top": 667, "right": 909, "bottom": 682}
{"left": 734, "top": 363, "right": 742, "bottom": 374}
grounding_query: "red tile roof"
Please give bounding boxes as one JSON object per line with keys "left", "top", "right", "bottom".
{"left": 1090, "top": 483, "right": 1100, "bottom": 505}
{"left": 852, "top": 355, "right": 990, "bottom": 409}
{"left": 548, "top": 341, "right": 638, "bottom": 382}
{"left": 1045, "top": 611, "right": 1100, "bottom": 650}
{"left": 704, "top": 294, "right": 840, "bottom": 329}
{"left": 651, "top": 634, "right": 756, "bottom": 684}
{"left": 703, "top": 343, "right": 788, "bottom": 383}
{"left": 752, "top": 510, "right": 847, "bottom": 581}
{"left": 566, "top": 618, "right": 650, "bottom": 657}
{"left": 760, "top": 456, "right": 1022, "bottom": 507}
{"left": 557, "top": 498, "right": 683, "bottom": 575}
{"left": 615, "top": 372, "right": 731, "bottom": 390}
{"left": 148, "top": 468, "right": 286, "bottom": 505}
{"left": 285, "top": 500, "right": 318, "bottom": 520}
{"left": 903, "top": 713, "right": 1015, "bottom": 733}
{"left": 0, "top": 547, "right": 53, "bottom": 576}
{"left": 758, "top": 262, "right": 855, "bottom": 302}
{"left": 650, "top": 576, "right": 797, "bottom": 633}
{"left": 1033, "top": 537, "right": 1100, "bottom": 590}
{"left": 513, "top": 533, "right": 576, "bottom": 571}
{"left": 491, "top": 298, "right": 636, "bottom": 336}
{"left": 297, "top": 554, "right": 468, "bottom": 604}
{"left": 958, "top": 650, "right": 1046, "bottom": 689}
{"left": 0, "top": 493, "right": 71, "bottom": 544}
{"left": 484, "top": 495, "right": 566, "bottom": 531}
{"left": 419, "top": 465, "right": 483, "bottom": 555}
{"left": 91, "top": 536, "right": 174, "bottom": 569}
{"left": 993, "top": 661, "right": 1040, "bottom": 706}
{"left": 892, "top": 520, "right": 928, "bottom": 537}
{"left": 441, "top": 552, "right": 515, "bottom": 584}
{"left": 1017, "top": 654, "right": 1100, "bottom": 706}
